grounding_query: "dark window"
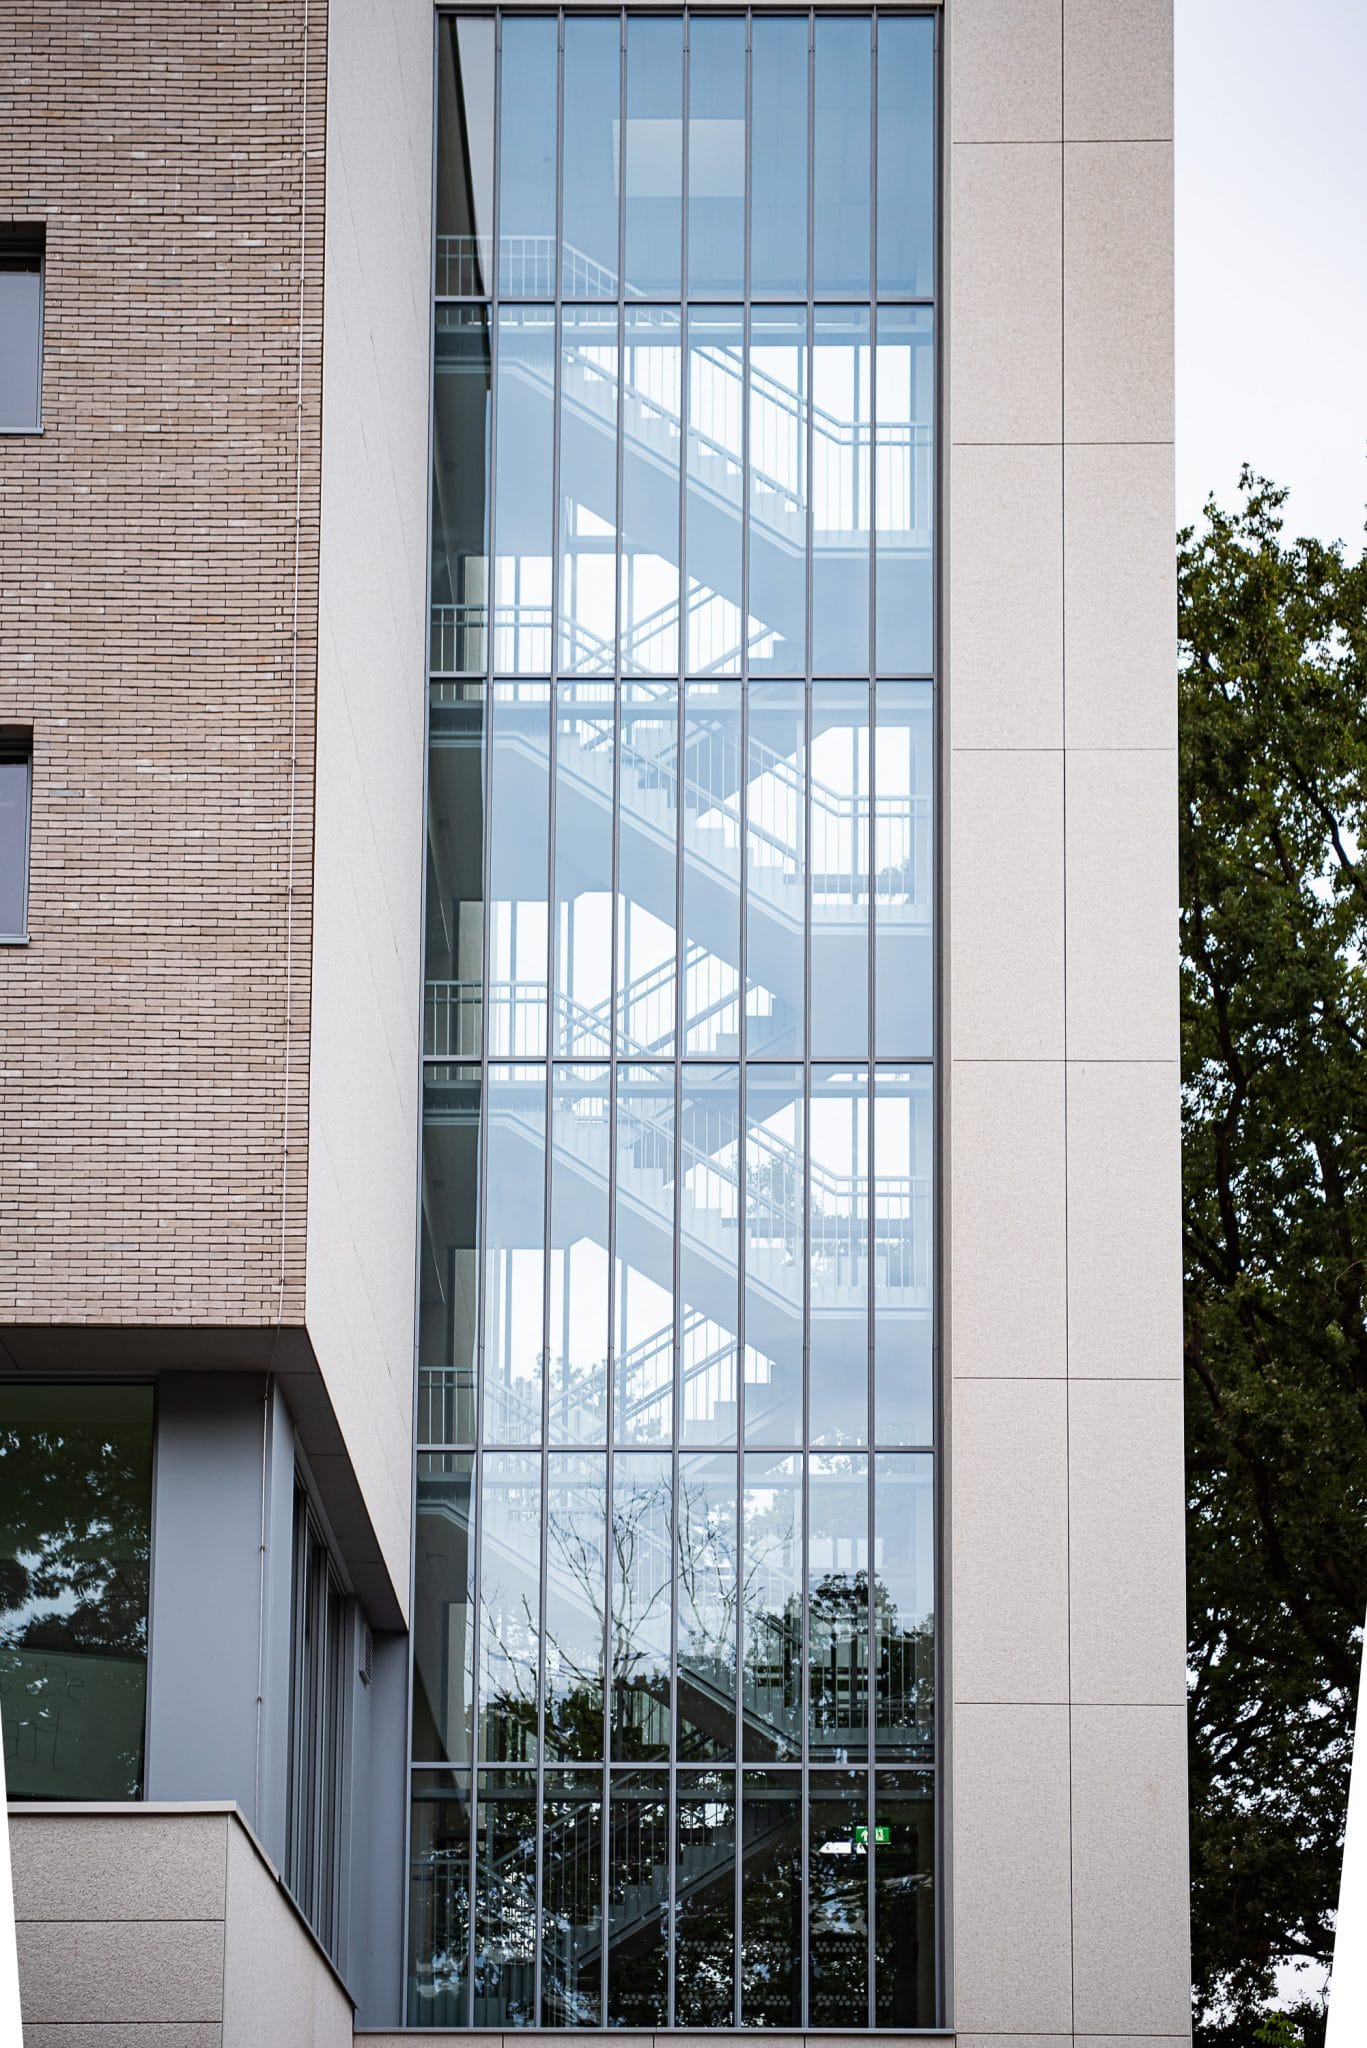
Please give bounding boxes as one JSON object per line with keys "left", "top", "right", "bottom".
{"left": 0, "top": 1383, "right": 155, "bottom": 1800}
{"left": 0, "top": 229, "right": 44, "bottom": 433}
{"left": 286, "top": 1482, "right": 349, "bottom": 1960}
{"left": 0, "top": 732, "right": 32, "bottom": 940}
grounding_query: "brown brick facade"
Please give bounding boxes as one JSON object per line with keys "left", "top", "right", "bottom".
{"left": 0, "top": 1, "right": 327, "bottom": 1324}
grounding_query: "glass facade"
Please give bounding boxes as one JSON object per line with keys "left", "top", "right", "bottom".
{"left": 413, "top": 10, "right": 936, "bottom": 2028}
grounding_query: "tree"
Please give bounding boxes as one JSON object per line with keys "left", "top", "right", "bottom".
{"left": 1181, "top": 471, "right": 1367, "bottom": 2047}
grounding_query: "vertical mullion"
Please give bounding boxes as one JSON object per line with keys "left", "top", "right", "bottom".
{"left": 740, "top": 12, "right": 752, "bottom": 688}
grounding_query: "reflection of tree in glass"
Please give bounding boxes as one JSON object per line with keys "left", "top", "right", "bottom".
{"left": 611, "top": 1466, "right": 672, "bottom": 1757}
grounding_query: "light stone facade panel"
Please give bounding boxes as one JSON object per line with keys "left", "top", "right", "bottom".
{"left": 949, "top": 443, "right": 1064, "bottom": 750}
{"left": 1064, "top": 748, "right": 1180, "bottom": 1062}
{"left": 949, "top": 1059, "right": 1068, "bottom": 1380}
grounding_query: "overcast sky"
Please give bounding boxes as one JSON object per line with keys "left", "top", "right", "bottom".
{"left": 1176, "top": 0, "right": 1367, "bottom": 553}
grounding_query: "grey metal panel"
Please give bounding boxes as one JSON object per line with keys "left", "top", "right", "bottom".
{"left": 350, "top": 1630, "right": 411, "bottom": 2027}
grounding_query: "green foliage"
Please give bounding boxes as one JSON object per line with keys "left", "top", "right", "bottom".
{"left": 1181, "top": 471, "right": 1367, "bottom": 2048}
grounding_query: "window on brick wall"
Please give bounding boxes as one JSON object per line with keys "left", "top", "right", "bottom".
{"left": 0, "top": 732, "right": 31, "bottom": 940}
{"left": 0, "top": 228, "right": 45, "bottom": 433}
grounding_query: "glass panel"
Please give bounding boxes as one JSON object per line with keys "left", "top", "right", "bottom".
{"left": 741, "top": 1453, "right": 801, "bottom": 1760}
{"left": 873, "top": 1068, "right": 934, "bottom": 1448}
{"left": 436, "top": 17, "right": 495, "bottom": 296}
{"left": 876, "top": 17, "right": 935, "bottom": 299}
{"left": 477, "top": 1454, "right": 541, "bottom": 1762}
{"left": 813, "top": 17, "right": 871, "bottom": 295}
{"left": 541, "top": 1771, "right": 605, "bottom": 2024}
{"left": 875, "top": 307, "right": 935, "bottom": 675}
{"left": 426, "top": 687, "right": 485, "bottom": 1059}
{"left": 677, "top": 1452, "right": 738, "bottom": 1759}
{"left": 744, "top": 687, "right": 804, "bottom": 1057}
{"left": 810, "top": 685, "right": 870, "bottom": 1057}
{"left": 809, "top": 1453, "right": 869, "bottom": 1760}
{"left": 873, "top": 1770, "right": 936, "bottom": 2024}
{"left": 749, "top": 16, "right": 807, "bottom": 296}
{"left": 562, "top": 16, "right": 621, "bottom": 296}
{"left": 809, "top": 1770, "right": 870, "bottom": 2025}
{"left": 812, "top": 306, "right": 871, "bottom": 675}
{"left": 681, "top": 683, "right": 742, "bottom": 1054}
{"left": 559, "top": 305, "right": 620, "bottom": 674}
{"left": 675, "top": 1771, "right": 736, "bottom": 2024}
{"left": 498, "top": 17, "right": 558, "bottom": 295}
{"left": 548, "top": 1069, "right": 611, "bottom": 1444}
{"left": 483, "top": 1065, "right": 546, "bottom": 1443}
{"left": 686, "top": 18, "right": 745, "bottom": 298}
{"left": 873, "top": 682, "right": 934, "bottom": 1059}
{"left": 621, "top": 311, "right": 682, "bottom": 676}
{"left": 0, "top": 254, "right": 42, "bottom": 434}
{"left": 679, "top": 1064, "right": 741, "bottom": 1446}
{"left": 554, "top": 686, "right": 615, "bottom": 1056}
{"left": 607, "top": 1775, "right": 670, "bottom": 2024}
{"left": 414, "top": 1454, "right": 476, "bottom": 1765}
{"left": 473, "top": 1771, "right": 538, "bottom": 2024}
{"left": 419, "top": 1066, "right": 481, "bottom": 1446}
{"left": 684, "top": 309, "right": 745, "bottom": 676}
{"left": 748, "top": 309, "right": 807, "bottom": 677}
{"left": 809, "top": 1067, "right": 869, "bottom": 1447}
{"left": 544, "top": 1453, "right": 608, "bottom": 1757}
{"left": 409, "top": 1770, "right": 472, "bottom": 2028}
{"left": 489, "top": 684, "right": 550, "bottom": 1055}
{"left": 0, "top": 749, "right": 29, "bottom": 938}
{"left": 624, "top": 16, "right": 682, "bottom": 297}
{"left": 0, "top": 1383, "right": 153, "bottom": 1800}
{"left": 431, "top": 310, "right": 491, "bottom": 674}
{"left": 617, "top": 685, "right": 679, "bottom": 1057}
{"left": 743, "top": 1064, "right": 804, "bottom": 1445}
{"left": 874, "top": 1454, "right": 934, "bottom": 1757}
{"left": 614, "top": 1067, "right": 676, "bottom": 1446}
{"left": 610, "top": 1451, "right": 673, "bottom": 1759}
{"left": 740, "top": 1771, "right": 802, "bottom": 2025}
{"left": 493, "top": 310, "right": 556, "bottom": 670}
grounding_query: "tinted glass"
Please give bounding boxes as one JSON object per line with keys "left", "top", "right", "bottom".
{"left": 875, "top": 306, "right": 935, "bottom": 674}
{"left": 873, "top": 1067, "right": 934, "bottom": 1447}
{"left": 809, "top": 1068, "right": 869, "bottom": 1446}
{"left": 437, "top": 17, "right": 495, "bottom": 294}
{"left": 743, "top": 1066, "right": 804, "bottom": 1444}
{"left": 681, "top": 683, "right": 743, "bottom": 1052}
{"left": 685, "top": 308, "right": 745, "bottom": 675}
{"left": 548, "top": 1067, "right": 611, "bottom": 1441}
{"left": 812, "top": 307, "right": 871, "bottom": 674}
{"left": 621, "top": 311, "right": 682, "bottom": 674}
{"left": 813, "top": 18, "right": 871, "bottom": 293}
{"left": 741, "top": 1772, "right": 802, "bottom": 2023}
{"left": 483, "top": 1067, "right": 546, "bottom": 1443}
{"left": 687, "top": 18, "right": 745, "bottom": 296}
{"left": 562, "top": 17, "right": 622, "bottom": 293}
{"left": 614, "top": 1067, "right": 676, "bottom": 1444}
{"left": 749, "top": 17, "right": 807, "bottom": 295}
{"left": 544, "top": 1454, "right": 608, "bottom": 1756}
{"left": 745, "top": 689, "right": 805, "bottom": 1058}
{"left": 0, "top": 747, "right": 29, "bottom": 939}
{"left": 677, "top": 1452, "right": 738, "bottom": 1758}
{"left": 617, "top": 685, "right": 679, "bottom": 1056}
{"left": 679, "top": 1063, "right": 741, "bottom": 1445}
{"left": 810, "top": 685, "right": 871, "bottom": 1057}
{"left": 809, "top": 1771, "right": 870, "bottom": 2023}
{"left": 413, "top": 1456, "right": 476, "bottom": 1763}
{"left": 473, "top": 1772, "right": 538, "bottom": 2021}
{"left": 498, "top": 19, "right": 558, "bottom": 295}
{"left": 477, "top": 1457, "right": 541, "bottom": 1762}
{"left": 624, "top": 16, "right": 683, "bottom": 295}
{"left": 425, "top": 688, "right": 485, "bottom": 1057}
{"left": 675, "top": 1771, "right": 736, "bottom": 2022}
{"left": 874, "top": 1454, "right": 934, "bottom": 1755}
{"left": 876, "top": 17, "right": 935, "bottom": 298}
{"left": 873, "top": 1770, "right": 936, "bottom": 2023}
{"left": 554, "top": 688, "right": 614, "bottom": 1054}
{"left": 809, "top": 1453, "right": 869, "bottom": 1757}
{"left": 432, "top": 310, "right": 491, "bottom": 674}
{"left": 747, "top": 309, "right": 807, "bottom": 675}
{"left": 493, "top": 311, "right": 556, "bottom": 670}
{"left": 420, "top": 1068, "right": 482, "bottom": 1445}
{"left": 608, "top": 1776, "right": 670, "bottom": 2022}
{"left": 409, "top": 1771, "right": 473, "bottom": 2026}
{"left": 0, "top": 247, "right": 42, "bottom": 434}
{"left": 741, "top": 1454, "right": 802, "bottom": 1759}
{"left": 559, "top": 305, "right": 620, "bottom": 672}
{"left": 612, "top": 1452, "right": 674, "bottom": 1759}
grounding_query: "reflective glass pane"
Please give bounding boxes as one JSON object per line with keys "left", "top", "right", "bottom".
{"left": 554, "top": 686, "right": 614, "bottom": 1055}
{"left": 809, "top": 1454, "right": 869, "bottom": 1759}
{"left": 750, "top": 16, "right": 808, "bottom": 295}
{"left": 810, "top": 685, "right": 871, "bottom": 1057}
{"left": 617, "top": 685, "right": 679, "bottom": 1057}
{"left": 809, "top": 1771, "right": 870, "bottom": 2025}
{"left": 624, "top": 16, "right": 682, "bottom": 296}
{"left": 687, "top": 18, "right": 745, "bottom": 297}
{"left": 875, "top": 307, "right": 935, "bottom": 675}
{"left": 0, "top": 1383, "right": 153, "bottom": 1800}
{"left": 420, "top": 1066, "right": 481, "bottom": 1446}
{"left": 432, "top": 310, "right": 491, "bottom": 674}
{"left": 611, "top": 1452, "right": 673, "bottom": 1759}
{"left": 741, "top": 1453, "right": 801, "bottom": 1760}
{"left": 477, "top": 1456, "right": 541, "bottom": 1762}
{"left": 409, "top": 1771, "right": 472, "bottom": 2028}
{"left": 675, "top": 1771, "right": 736, "bottom": 2024}
{"left": 809, "top": 1067, "right": 869, "bottom": 1447}
{"left": 681, "top": 683, "right": 742, "bottom": 1054}
{"left": 621, "top": 311, "right": 682, "bottom": 676}
{"left": 498, "top": 18, "right": 558, "bottom": 295}
{"left": 426, "top": 687, "right": 485, "bottom": 1058}
{"left": 812, "top": 307, "right": 871, "bottom": 674}
{"left": 740, "top": 1772, "right": 802, "bottom": 2025}
{"left": 559, "top": 305, "right": 620, "bottom": 674}
{"left": 873, "top": 1067, "right": 934, "bottom": 1446}
{"left": 748, "top": 309, "right": 807, "bottom": 676}
{"left": 544, "top": 1453, "right": 607, "bottom": 1757}
{"left": 745, "top": 687, "right": 804, "bottom": 1058}
{"left": 414, "top": 1455, "right": 476, "bottom": 1765}
{"left": 437, "top": 17, "right": 495, "bottom": 295}
{"left": 0, "top": 751, "right": 30, "bottom": 939}
{"left": 677, "top": 1452, "right": 738, "bottom": 1759}
{"left": 873, "top": 1770, "right": 936, "bottom": 2023}
{"left": 813, "top": 17, "right": 871, "bottom": 294}
{"left": 607, "top": 1775, "right": 670, "bottom": 2024}
{"left": 874, "top": 1455, "right": 934, "bottom": 1757}
{"left": 685, "top": 309, "right": 745, "bottom": 676}
{"left": 679, "top": 1064, "right": 741, "bottom": 1445}
{"left": 488, "top": 685, "right": 549, "bottom": 1055}
{"left": 473, "top": 1771, "right": 537, "bottom": 2023}
{"left": 615, "top": 1067, "right": 676, "bottom": 1445}
{"left": 483, "top": 1065, "right": 546, "bottom": 1445}
{"left": 562, "top": 16, "right": 621, "bottom": 295}
{"left": 743, "top": 1065, "right": 804, "bottom": 1445}
{"left": 493, "top": 311, "right": 556, "bottom": 670}
{"left": 548, "top": 1068, "right": 610, "bottom": 1443}
{"left": 873, "top": 682, "right": 934, "bottom": 1058}
{"left": 541, "top": 1773, "right": 605, "bottom": 2023}
{"left": 876, "top": 18, "right": 935, "bottom": 298}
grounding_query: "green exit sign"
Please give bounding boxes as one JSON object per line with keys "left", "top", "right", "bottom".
{"left": 854, "top": 1825, "right": 891, "bottom": 1846}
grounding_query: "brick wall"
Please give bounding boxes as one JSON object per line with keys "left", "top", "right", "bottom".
{"left": 0, "top": 0, "right": 326, "bottom": 1323}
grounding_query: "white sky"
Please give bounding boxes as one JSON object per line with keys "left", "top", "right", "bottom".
{"left": 1176, "top": 0, "right": 1367, "bottom": 554}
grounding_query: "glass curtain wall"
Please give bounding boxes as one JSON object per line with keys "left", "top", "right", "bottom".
{"left": 414, "top": 10, "right": 936, "bottom": 2029}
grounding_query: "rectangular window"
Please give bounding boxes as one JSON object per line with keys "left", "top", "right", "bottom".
{"left": 0, "top": 229, "right": 44, "bottom": 433}
{"left": 286, "top": 1483, "right": 349, "bottom": 1961}
{"left": 0, "top": 732, "right": 31, "bottom": 940}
